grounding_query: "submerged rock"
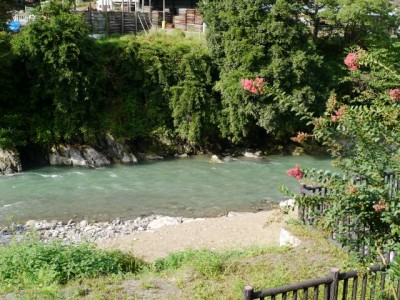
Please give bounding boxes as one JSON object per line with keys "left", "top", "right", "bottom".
{"left": 0, "top": 148, "right": 22, "bottom": 175}
{"left": 243, "top": 151, "right": 262, "bottom": 158}
{"left": 210, "top": 154, "right": 223, "bottom": 163}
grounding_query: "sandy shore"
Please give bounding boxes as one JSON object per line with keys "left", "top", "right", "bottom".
{"left": 97, "top": 209, "right": 295, "bottom": 261}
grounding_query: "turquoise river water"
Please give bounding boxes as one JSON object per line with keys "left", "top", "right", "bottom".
{"left": 0, "top": 155, "right": 332, "bottom": 223}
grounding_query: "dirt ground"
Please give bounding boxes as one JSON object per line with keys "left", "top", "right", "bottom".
{"left": 97, "top": 209, "right": 293, "bottom": 261}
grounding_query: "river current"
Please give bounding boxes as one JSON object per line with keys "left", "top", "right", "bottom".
{"left": 0, "top": 155, "right": 332, "bottom": 224}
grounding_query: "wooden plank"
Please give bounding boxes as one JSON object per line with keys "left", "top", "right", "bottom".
{"left": 313, "top": 286, "right": 318, "bottom": 300}
{"left": 361, "top": 274, "right": 367, "bottom": 300}
{"left": 351, "top": 277, "right": 358, "bottom": 300}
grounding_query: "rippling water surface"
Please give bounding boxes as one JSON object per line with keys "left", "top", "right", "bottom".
{"left": 0, "top": 155, "right": 332, "bottom": 223}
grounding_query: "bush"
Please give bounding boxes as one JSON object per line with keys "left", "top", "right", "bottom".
{"left": 0, "top": 238, "right": 144, "bottom": 292}
{"left": 288, "top": 49, "right": 400, "bottom": 261}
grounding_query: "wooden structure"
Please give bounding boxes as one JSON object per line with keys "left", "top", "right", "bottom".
{"left": 81, "top": 10, "right": 151, "bottom": 34}
{"left": 86, "top": 0, "right": 203, "bottom": 32}
{"left": 243, "top": 266, "right": 400, "bottom": 300}
{"left": 146, "top": 0, "right": 199, "bottom": 9}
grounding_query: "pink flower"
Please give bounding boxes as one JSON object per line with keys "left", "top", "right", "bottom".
{"left": 331, "top": 106, "right": 345, "bottom": 121}
{"left": 373, "top": 199, "right": 387, "bottom": 213}
{"left": 287, "top": 164, "right": 303, "bottom": 179}
{"left": 389, "top": 89, "right": 400, "bottom": 102}
{"left": 344, "top": 53, "right": 359, "bottom": 71}
{"left": 241, "top": 77, "right": 266, "bottom": 94}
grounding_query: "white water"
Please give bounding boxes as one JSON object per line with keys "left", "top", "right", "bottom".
{"left": 0, "top": 155, "right": 332, "bottom": 223}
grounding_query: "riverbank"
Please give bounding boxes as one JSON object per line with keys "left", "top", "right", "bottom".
{"left": 97, "top": 209, "right": 298, "bottom": 261}
{"left": 1, "top": 205, "right": 299, "bottom": 262}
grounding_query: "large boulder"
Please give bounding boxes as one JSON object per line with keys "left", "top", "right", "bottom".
{"left": 0, "top": 148, "right": 22, "bottom": 175}
{"left": 48, "top": 144, "right": 110, "bottom": 168}
{"left": 98, "top": 133, "right": 138, "bottom": 164}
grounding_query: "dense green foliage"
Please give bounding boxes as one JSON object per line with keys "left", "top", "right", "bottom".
{"left": 303, "top": 0, "right": 398, "bottom": 49}
{"left": 199, "top": 0, "right": 324, "bottom": 143}
{"left": 199, "top": 0, "right": 400, "bottom": 144}
{"left": 98, "top": 32, "right": 219, "bottom": 148}
{"left": 1, "top": 4, "right": 219, "bottom": 151}
{"left": 0, "top": 238, "right": 143, "bottom": 292}
{"left": 0, "top": 32, "right": 26, "bottom": 148}
{"left": 0, "top": 0, "right": 12, "bottom": 31}
{"left": 12, "top": 6, "right": 104, "bottom": 144}
{"left": 1, "top": 0, "right": 400, "bottom": 154}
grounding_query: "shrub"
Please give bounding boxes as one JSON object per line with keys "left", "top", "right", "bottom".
{"left": 0, "top": 238, "right": 144, "bottom": 292}
{"left": 287, "top": 49, "right": 400, "bottom": 261}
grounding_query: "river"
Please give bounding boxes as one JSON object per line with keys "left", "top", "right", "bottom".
{"left": 0, "top": 155, "right": 332, "bottom": 224}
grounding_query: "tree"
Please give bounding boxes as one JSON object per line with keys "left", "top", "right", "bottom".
{"left": 199, "top": 0, "right": 325, "bottom": 144}
{"left": 0, "top": 32, "right": 26, "bottom": 148}
{"left": 302, "top": 0, "right": 399, "bottom": 50}
{"left": 0, "top": 0, "right": 12, "bottom": 31}
{"left": 12, "top": 2, "right": 104, "bottom": 144}
{"left": 97, "top": 32, "right": 219, "bottom": 151}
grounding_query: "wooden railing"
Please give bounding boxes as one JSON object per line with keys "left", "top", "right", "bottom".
{"left": 243, "top": 265, "right": 400, "bottom": 300}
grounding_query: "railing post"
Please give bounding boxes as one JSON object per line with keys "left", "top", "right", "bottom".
{"left": 330, "top": 268, "right": 340, "bottom": 300}
{"left": 243, "top": 285, "right": 254, "bottom": 300}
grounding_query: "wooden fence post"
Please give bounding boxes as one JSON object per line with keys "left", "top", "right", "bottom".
{"left": 330, "top": 267, "right": 340, "bottom": 300}
{"left": 243, "top": 285, "right": 254, "bottom": 300}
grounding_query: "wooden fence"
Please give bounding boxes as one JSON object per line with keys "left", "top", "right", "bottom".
{"left": 80, "top": 11, "right": 152, "bottom": 35}
{"left": 298, "top": 171, "right": 398, "bottom": 259}
{"left": 243, "top": 265, "right": 400, "bottom": 300}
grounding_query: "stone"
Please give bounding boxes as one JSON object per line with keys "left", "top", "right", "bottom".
{"left": 100, "top": 133, "right": 138, "bottom": 164}
{"left": 210, "top": 155, "right": 223, "bottom": 163}
{"left": 279, "top": 199, "right": 295, "bottom": 210}
{"left": 0, "top": 148, "right": 22, "bottom": 175}
{"left": 79, "top": 220, "right": 88, "bottom": 228}
{"left": 292, "top": 147, "right": 304, "bottom": 156}
{"left": 243, "top": 151, "right": 262, "bottom": 158}
{"left": 223, "top": 156, "right": 236, "bottom": 162}
{"left": 25, "top": 220, "right": 37, "bottom": 227}
{"left": 48, "top": 145, "right": 73, "bottom": 166}
{"left": 40, "top": 221, "right": 56, "bottom": 230}
{"left": 81, "top": 146, "right": 110, "bottom": 167}
{"left": 69, "top": 147, "right": 87, "bottom": 166}
{"left": 43, "top": 231, "right": 52, "bottom": 238}
{"left": 279, "top": 228, "right": 301, "bottom": 247}
{"left": 48, "top": 144, "right": 110, "bottom": 168}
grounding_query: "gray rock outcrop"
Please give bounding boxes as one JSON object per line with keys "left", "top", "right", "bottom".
{"left": 48, "top": 134, "right": 138, "bottom": 168}
{"left": 98, "top": 133, "right": 138, "bottom": 164}
{"left": 0, "top": 148, "right": 22, "bottom": 175}
{"left": 48, "top": 144, "right": 110, "bottom": 168}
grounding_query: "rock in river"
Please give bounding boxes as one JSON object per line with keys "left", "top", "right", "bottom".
{"left": 0, "top": 148, "right": 22, "bottom": 175}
